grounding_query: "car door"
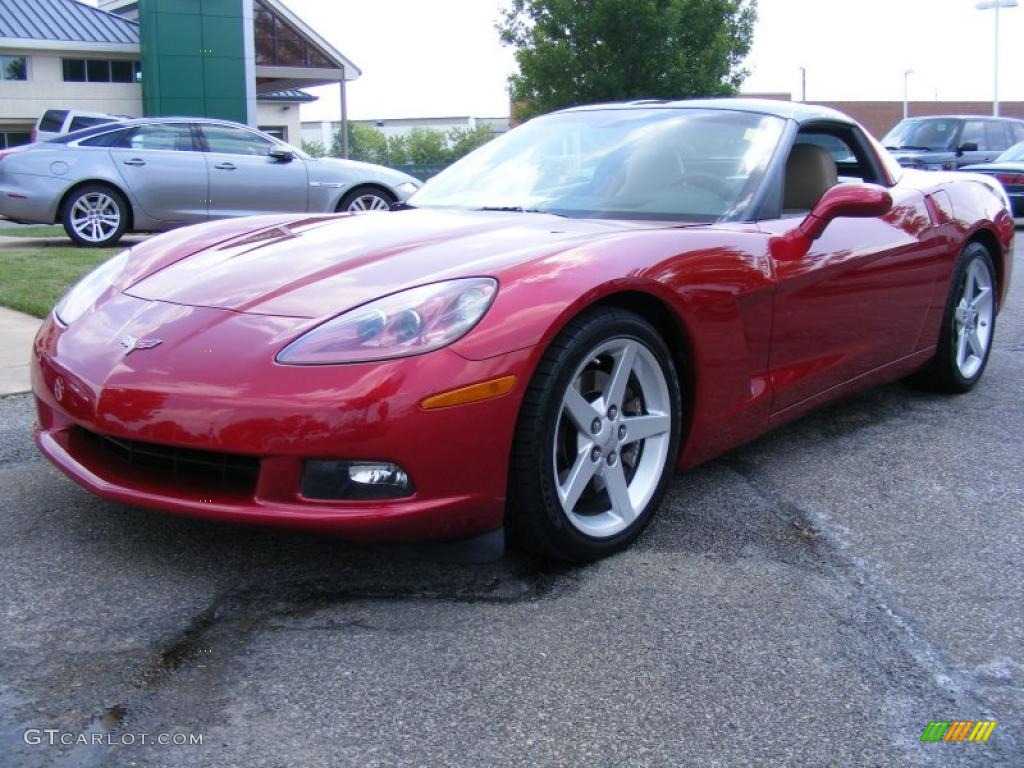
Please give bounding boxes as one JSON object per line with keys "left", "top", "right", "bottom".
{"left": 108, "top": 123, "right": 208, "bottom": 224}
{"left": 761, "top": 126, "right": 947, "bottom": 414}
{"left": 197, "top": 124, "right": 308, "bottom": 218}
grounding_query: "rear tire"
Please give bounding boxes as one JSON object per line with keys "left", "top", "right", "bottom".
{"left": 62, "top": 184, "right": 129, "bottom": 248}
{"left": 508, "top": 309, "right": 682, "bottom": 562}
{"left": 908, "top": 241, "right": 997, "bottom": 393}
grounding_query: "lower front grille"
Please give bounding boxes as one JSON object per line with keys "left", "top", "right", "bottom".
{"left": 76, "top": 427, "right": 259, "bottom": 493}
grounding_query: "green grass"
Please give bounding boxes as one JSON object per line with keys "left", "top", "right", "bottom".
{"left": 0, "top": 245, "right": 120, "bottom": 318}
{"left": 0, "top": 225, "right": 68, "bottom": 239}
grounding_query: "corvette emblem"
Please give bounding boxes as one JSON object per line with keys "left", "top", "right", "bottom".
{"left": 120, "top": 335, "right": 163, "bottom": 354}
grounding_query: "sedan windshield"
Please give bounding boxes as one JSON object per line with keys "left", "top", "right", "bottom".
{"left": 882, "top": 118, "right": 959, "bottom": 152}
{"left": 997, "top": 141, "right": 1024, "bottom": 162}
{"left": 410, "top": 108, "right": 785, "bottom": 222}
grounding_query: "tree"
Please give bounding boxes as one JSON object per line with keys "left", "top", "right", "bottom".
{"left": 300, "top": 139, "right": 326, "bottom": 158}
{"left": 405, "top": 127, "right": 450, "bottom": 165}
{"left": 448, "top": 124, "right": 494, "bottom": 158}
{"left": 498, "top": 0, "right": 757, "bottom": 120}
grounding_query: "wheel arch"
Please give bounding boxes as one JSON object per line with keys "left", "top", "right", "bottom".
{"left": 56, "top": 179, "right": 135, "bottom": 231}
{"left": 964, "top": 226, "right": 1004, "bottom": 310}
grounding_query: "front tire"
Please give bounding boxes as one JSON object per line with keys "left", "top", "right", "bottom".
{"left": 338, "top": 186, "right": 395, "bottom": 212}
{"left": 909, "top": 241, "right": 997, "bottom": 393}
{"left": 62, "top": 184, "right": 129, "bottom": 247}
{"left": 509, "top": 309, "right": 682, "bottom": 562}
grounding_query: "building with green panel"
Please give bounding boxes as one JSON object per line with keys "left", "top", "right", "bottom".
{"left": 0, "top": 0, "right": 360, "bottom": 152}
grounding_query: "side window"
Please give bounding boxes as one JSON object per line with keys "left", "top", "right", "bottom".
{"left": 1013, "top": 123, "right": 1024, "bottom": 145}
{"left": 113, "top": 124, "right": 196, "bottom": 152}
{"left": 794, "top": 127, "right": 880, "bottom": 184}
{"left": 78, "top": 129, "right": 131, "bottom": 148}
{"left": 200, "top": 125, "right": 274, "bottom": 156}
{"left": 959, "top": 121, "right": 986, "bottom": 150}
{"left": 69, "top": 116, "right": 115, "bottom": 132}
{"left": 986, "top": 121, "right": 1011, "bottom": 152}
{"left": 39, "top": 110, "right": 68, "bottom": 133}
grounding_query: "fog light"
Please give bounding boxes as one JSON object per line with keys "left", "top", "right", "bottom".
{"left": 301, "top": 460, "right": 413, "bottom": 500}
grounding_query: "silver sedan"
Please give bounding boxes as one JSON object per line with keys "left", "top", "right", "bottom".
{"left": 0, "top": 117, "right": 421, "bottom": 247}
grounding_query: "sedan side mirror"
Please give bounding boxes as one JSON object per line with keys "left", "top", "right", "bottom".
{"left": 957, "top": 142, "right": 979, "bottom": 156}
{"left": 771, "top": 183, "right": 893, "bottom": 260}
{"left": 268, "top": 146, "right": 294, "bottom": 162}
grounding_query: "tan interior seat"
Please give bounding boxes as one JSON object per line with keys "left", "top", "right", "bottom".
{"left": 617, "top": 145, "right": 683, "bottom": 198}
{"left": 783, "top": 144, "right": 837, "bottom": 213}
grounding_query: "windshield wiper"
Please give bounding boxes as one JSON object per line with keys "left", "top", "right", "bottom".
{"left": 475, "top": 205, "right": 564, "bottom": 216}
{"left": 886, "top": 145, "right": 931, "bottom": 151}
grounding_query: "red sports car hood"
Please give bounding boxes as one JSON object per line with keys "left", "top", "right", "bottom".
{"left": 124, "top": 209, "right": 678, "bottom": 319}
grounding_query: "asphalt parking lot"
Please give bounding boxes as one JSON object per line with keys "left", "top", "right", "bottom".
{"left": 1, "top": 241, "right": 1021, "bottom": 768}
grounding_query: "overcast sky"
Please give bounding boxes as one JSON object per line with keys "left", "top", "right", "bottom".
{"left": 287, "top": 0, "right": 1024, "bottom": 121}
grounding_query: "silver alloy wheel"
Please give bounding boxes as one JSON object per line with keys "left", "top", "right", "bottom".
{"left": 346, "top": 193, "right": 391, "bottom": 212}
{"left": 70, "top": 192, "right": 121, "bottom": 243}
{"left": 953, "top": 257, "right": 994, "bottom": 379}
{"left": 554, "top": 337, "right": 672, "bottom": 539}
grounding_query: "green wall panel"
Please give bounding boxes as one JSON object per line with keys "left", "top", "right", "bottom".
{"left": 140, "top": 0, "right": 249, "bottom": 124}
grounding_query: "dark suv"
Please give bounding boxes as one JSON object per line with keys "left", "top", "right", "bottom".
{"left": 882, "top": 115, "right": 1024, "bottom": 170}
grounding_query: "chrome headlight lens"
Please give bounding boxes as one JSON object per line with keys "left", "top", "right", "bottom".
{"left": 54, "top": 249, "right": 129, "bottom": 326}
{"left": 395, "top": 181, "right": 420, "bottom": 198}
{"left": 277, "top": 277, "right": 498, "bottom": 365}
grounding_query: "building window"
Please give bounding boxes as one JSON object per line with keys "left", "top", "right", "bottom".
{"left": 1, "top": 131, "right": 32, "bottom": 148}
{"left": 254, "top": 0, "right": 333, "bottom": 68}
{"left": 0, "top": 55, "right": 27, "bottom": 81}
{"left": 259, "top": 126, "right": 287, "bottom": 141}
{"left": 62, "top": 59, "right": 141, "bottom": 83}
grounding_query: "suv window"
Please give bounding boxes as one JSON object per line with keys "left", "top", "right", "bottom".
{"left": 111, "top": 124, "right": 196, "bottom": 152}
{"left": 69, "top": 116, "right": 116, "bottom": 132}
{"left": 200, "top": 125, "right": 274, "bottom": 156}
{"left": 986, "top": 121, "right": 1012, "bottom": 152}
{"left": 960, "top": 120, "right": 987, "bottom": 150}
{"left": 39, "top": 110, "right": 68, "bottom": 133}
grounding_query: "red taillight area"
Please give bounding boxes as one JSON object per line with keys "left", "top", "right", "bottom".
{"left": 994, "top": 173, "right": 1024, "bottom": 186}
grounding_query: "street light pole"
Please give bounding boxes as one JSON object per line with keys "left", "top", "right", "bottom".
{"left": 976, "top": 0, "right": 1019, "bottom": 117}
{"left": 799, "top": 66, "right": 806, "bottom": 102}
{"left": 903, "top": 69, "right": 914, "bottom": 119}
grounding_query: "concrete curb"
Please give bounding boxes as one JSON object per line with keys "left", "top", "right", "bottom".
{"left": 0, "top": 306, "right": 41, "bottom": 395}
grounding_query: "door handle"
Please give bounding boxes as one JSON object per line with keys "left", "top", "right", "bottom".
{"left": 122, "top": 158, "right": 146, "bottom": 167}
{"left": 214, "top": 162, "right": 237, "bottom": 171}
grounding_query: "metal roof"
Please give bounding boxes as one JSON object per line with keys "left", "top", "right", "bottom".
{"left": 0, "top": 0, "right": 139, "bottom": 45}
{"left": 259, "top": 89, "right": 318, "bottom": 103}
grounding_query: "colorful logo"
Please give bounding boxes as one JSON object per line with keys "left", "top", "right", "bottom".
{"left": 921, "top": 721, "right": 997, "bottom": 742}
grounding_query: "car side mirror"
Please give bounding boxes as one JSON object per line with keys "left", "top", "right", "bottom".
{"left": 268, "top": 146, "right": 294, "bottom": 162}
{"left": 771, "top": 183, "right": 893, "bottom": 260}
{"left": 957, "top": 142, "right": 978, "bottom": 155}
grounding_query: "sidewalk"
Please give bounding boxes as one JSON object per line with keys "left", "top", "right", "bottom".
{"left": 0, "top": 306, "right": 41, "bottom": 395}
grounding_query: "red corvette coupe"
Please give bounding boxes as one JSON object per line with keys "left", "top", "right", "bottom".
{"left": 32, "top": 99, "right": 1014, "bottom": 561}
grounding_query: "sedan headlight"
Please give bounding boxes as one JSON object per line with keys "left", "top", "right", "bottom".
{"left": 395, "top": 181, "right": 420, "bottom": 198}
{"left": 277, "top": 277, "right": 498, "bottom": 365}
{"left": 54, "top": 249, "right": 129, "bottom": 326}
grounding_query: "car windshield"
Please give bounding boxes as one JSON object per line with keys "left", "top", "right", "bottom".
{"left": 997, "top": 141, "right": 1024, "bottom": 162}
{"left": 409, "top": 108, "right": 786, "bottom": 222}
{"left": 882, "top": 118, "right": 959, "bottom": 151}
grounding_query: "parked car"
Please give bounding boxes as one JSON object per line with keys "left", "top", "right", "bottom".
{"left": 882, "top": 115, "right": 1024, "bottom": 170}
{"left": 962, "top": 140, "right": 1024, "bottom": 219}
{"left": 1, "top": 117, "right": 421, "bottom": 246}
{"left": 33, "top": 109, "right": 123, "bottom": 142}
{"left": 32, "top": 99, "right": 1013, "bottom": 561}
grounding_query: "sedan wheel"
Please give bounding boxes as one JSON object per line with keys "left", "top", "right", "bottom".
{"left": 510, "top": 309, "right": 681, "bottom": 561}
{"left": 62, "top": 185, "right": 128, "bottom": 247}
{"left": 339, "top": 186, "right": 395, "bottom": 213}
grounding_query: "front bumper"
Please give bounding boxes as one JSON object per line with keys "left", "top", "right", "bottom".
{"left": 31, "top": 297, "right": 534, "bottom": 540}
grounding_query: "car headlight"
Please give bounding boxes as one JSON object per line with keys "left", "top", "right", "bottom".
{"left": 277, "top": 277, "right": 498, "bottom": 365}
{"left": 54, "top": 249, "right": 130, "bottom": 326}
{"left": 395, "top": 181, "right": 420, "bottom": 198}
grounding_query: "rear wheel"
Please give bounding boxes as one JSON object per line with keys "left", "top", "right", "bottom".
{"left": 338, "top": 186, "right": 395, "bottom": 212}
{"left": 909, "top": 241, "right": 996, "bottom": 393}
{"left": 509, "top": 309, "right": 682, "bottom": 562}
{"left": 62, "top": 184, "right": 129, "bottom": 247}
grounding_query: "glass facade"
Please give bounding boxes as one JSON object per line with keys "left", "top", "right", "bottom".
{"left": 254, "top": 0, "right": 332, "bottom": 68}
